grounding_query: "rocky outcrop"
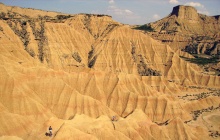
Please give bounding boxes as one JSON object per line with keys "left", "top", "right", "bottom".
{"left": 171, "top": 5, "right": 199, "bottom": 21}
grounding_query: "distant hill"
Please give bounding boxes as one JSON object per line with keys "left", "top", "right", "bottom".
{"left": 136, "top": 5, "right": 220, "bottom": 75}
{"left": 139, "top": 5, "right": 220, "bottom": 55}
{"left": 0, "top": 2, "right": 61, "bottom": 18}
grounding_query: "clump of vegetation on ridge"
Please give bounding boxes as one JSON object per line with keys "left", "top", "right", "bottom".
{"left": 180, "top": 55, "right": 220, "bottom": 65}
{"left": 134, "top": 24, "right": 155, "bottom": 32}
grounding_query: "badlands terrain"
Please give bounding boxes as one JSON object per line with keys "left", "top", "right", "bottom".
{"left": 138, "top": 5, "right": 220, "bottom": 75}
{"left": 0, "top": 3, "right": 220, "bottom": 140}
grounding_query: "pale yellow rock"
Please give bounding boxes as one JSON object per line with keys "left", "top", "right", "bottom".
{"left": 0, "top": 136, "right": 23, "bottom": 140}
{"left": 0, "top": 3, "right": 219, "bottom": 140}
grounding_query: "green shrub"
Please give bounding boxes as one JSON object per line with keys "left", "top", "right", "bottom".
{"left": 180, "top": 55, "right": 220, "bottom": 65}
{"left": 56, "top": 15, "right": 71, "bottom": 20}
{"left": 134, "top": 25, "right": 154, "bottom": 32}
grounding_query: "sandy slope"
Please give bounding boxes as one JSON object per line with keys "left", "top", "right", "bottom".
{"left": 0, "top": 3, "right": 219, "bottom": 140}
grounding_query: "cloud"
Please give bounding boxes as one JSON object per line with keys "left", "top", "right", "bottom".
{"left": 185, "top": 2, "right": 209, "bottom": 15}
{"left": 109, "top": 0, "right": 115, "bottom": 4}
{"left": 125, "top": 9, "right": 133, "bottom": 15}
{"left": 107, "top": 2, "right": 133, "bottom": 16}
{"left": 169, "top": 0, "right": 179, "bottom": 4}
{"left": 108, "top": 6, "right": 133, "bottom": 16}
{"left": 153, "top": 14, "right": 161, "bottom": 20}
{"left": 185, "top": 2, "right": 204, "bottom": 8}
{"left": 106, "top": 1, "right": 140, "bottom": 24}
{"left": 198, "top": 10, "right": 210, "bottom": 15}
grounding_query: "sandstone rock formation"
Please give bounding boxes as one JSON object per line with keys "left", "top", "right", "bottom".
{"left": 171, "top": 5, "right": 199, "bottom": 21}
{"left": 138, "top": 5, "right": 220, "bottom": 76}
{"left": 0, "top": 3, "right": 219, "bottom": 140}
{"left": 146, "top": 5, "right": 220, "bottom": 49}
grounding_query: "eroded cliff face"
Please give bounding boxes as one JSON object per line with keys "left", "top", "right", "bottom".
{"left": 0, "top": 3, "right": 220, "bottom": 140}
{"left": 171, "top": 5, "right": 199, "bottom": 21}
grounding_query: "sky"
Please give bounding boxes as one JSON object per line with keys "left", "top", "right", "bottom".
{"left": 0, "top": 0, "right": 220, "bottom": 25}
